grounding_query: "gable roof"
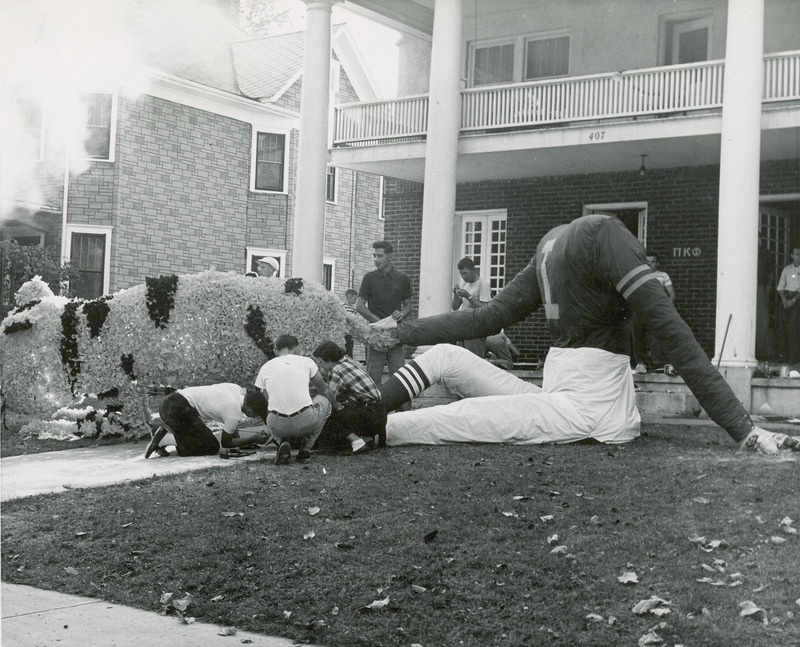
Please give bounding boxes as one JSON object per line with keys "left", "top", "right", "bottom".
{"left": 232, "top": 24, "right": 380, "bottom": 104}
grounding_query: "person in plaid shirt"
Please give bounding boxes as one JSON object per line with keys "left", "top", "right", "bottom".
{"left": 313, "top": 340, "right": 387, "bottom": 451}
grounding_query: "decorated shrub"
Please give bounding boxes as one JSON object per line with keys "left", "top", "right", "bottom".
{"left": 1, "top": 271, "right": 381, "bottom": 439}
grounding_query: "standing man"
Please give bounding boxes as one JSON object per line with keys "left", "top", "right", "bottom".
{"left": 451, "top": 257, "right": 492, "bottom": 357}
{"left": 632, "top": 251, "right": 675, "bottom": 373}
{"left": 777, "top": 246, "right": 800, "bottom": 363}
{"left": 357, "top": 241, "right": 413, "bottom": 386}
{"left": 255, "top": 335, "right": 334, "bottom": 464}
{"left": 256, "top": 257, "right": 280, "bottom": 278}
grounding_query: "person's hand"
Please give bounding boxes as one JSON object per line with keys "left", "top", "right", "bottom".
{"left": 741, "top": 427, "right": 800, "bottom": 454}
{"left": 251, "top": 431, "right": 270, "bottom": 445}
{"left": 391, "top": 310, "right": 404, "bottom": 321}
{"left": 454, "top": 288, "right": 470, "bottom": 300}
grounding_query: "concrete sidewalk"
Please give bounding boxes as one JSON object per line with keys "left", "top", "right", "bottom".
{"left": 1, "top": 583, "right": 307, "bottom": 647}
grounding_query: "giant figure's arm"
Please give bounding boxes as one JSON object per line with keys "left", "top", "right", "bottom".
{"left": 397, "top": 262, "right": 542, "bottom": 347}
{"left": 594, "top": 219, "right": 754, "bottom": 442}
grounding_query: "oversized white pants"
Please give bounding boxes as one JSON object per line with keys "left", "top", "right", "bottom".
{"left": 386, "top": 344, "right": 640, "bottom": 446}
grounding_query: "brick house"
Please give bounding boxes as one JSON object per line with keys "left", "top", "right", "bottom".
{"left": 1, "top": 0, "right": 384, "bottom": 305}
{"left": 292, "top": 0, "right": 798, "bottom": 413}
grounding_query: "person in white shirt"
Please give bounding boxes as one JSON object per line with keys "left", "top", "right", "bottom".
{"left": 777, "top": 246, "right": 800, "bottom": 363}
{"left": 255, "top": 334, "right": 336, "bottom": 464}
{"left": 145, "top": 384, "right": 268, "bottom": 458}
{"left": 451, "top": 257, "right": 492, "bottom": 357}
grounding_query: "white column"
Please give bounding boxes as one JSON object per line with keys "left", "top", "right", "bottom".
{"left": 293, "top": 0, "right": 337, "bottom": 284}
{"left": 715, "top": 0, "right": 764, "bottom": 404}
{"left": 417, "top": 0, "right": 463, "bottom": 318}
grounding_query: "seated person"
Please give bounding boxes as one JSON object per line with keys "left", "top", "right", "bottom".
{"left": 312, "top": 340, "right": 387, "bottom": 451}
{"left": 375, "top": 214, "right": 798, "bottom": 455}
{"left": 145, "top": 384, "right": 268, "bottom": 458}
{"left": 485, "top": 331, "right": 520, "bottom": 370}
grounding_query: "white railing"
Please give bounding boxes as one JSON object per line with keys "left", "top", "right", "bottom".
{"left": 332, "top": 52, "right": 800, "bottom": 146}
{"left": 764, "top": 50, "right": 800, "bottom": 102}
{"left": 334, "top": 94, "right": 428, "bottom": 145}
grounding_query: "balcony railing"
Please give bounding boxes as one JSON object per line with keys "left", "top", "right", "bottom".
{"left": 333, "top": 51, "right": 800, "bottom": 147}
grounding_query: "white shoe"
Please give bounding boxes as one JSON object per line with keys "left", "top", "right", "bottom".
{"left": 351, "top": 438, "right": 368, "bottom": 454}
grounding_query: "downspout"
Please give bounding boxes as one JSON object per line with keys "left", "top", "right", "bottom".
{"left": 60, "top": 153, "right": 69, "bottom": 264}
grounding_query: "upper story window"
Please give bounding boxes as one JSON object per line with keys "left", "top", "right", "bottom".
{"left": 470, "top": 32, "right": 570, "bottom": 87}
{"left": 81, "top": 93, "right": 113, "bottom": 160}
{"left": 15, "top": 97, "right": 44, "bottom": 162}
{"left": 661, "top": 13, "right": 712, "bottom": 65}
{"left": 254, "top": 131, "right": 286, "bottom": 192}
{"left": 326, "top": 166, "right": 338, "bottom": 203}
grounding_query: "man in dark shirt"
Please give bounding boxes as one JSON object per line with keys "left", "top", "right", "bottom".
{"left": 377, "top": 215, "right": 798, "bottom": 454}
{"left": 357, "top": 240, "right": 413, "bottom": 386}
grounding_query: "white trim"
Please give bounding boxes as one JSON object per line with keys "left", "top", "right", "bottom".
{"left": 65, "top": 224, "right": 113, "bottom": 296}
{"left": 659, "top": 10, "right": 714, "bottom": 66}
{"left": 72, "top": 91, "right": 118, "bottom": 163}
{"left": 453, "top": 209, "right": 508, "bottom": 295}
{"left": 250, "top": 128, "right": 291, "bottom": 194}
{"left": 270, "top": 69, "right": 303, "bottom": 104}
{"left": 378, "top": 176, "right": 385, "bottom": 221}
{"left": 323, "top": 257, "right": 336, "bottom": 292}
{"left": 246, "top": 247, "right": 287, "bottom": 278}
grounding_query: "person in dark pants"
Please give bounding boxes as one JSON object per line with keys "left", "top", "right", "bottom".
{"left": 777, "top": 246, "right": 800, "bottom": 363}
{"left": 146, "top": 384, "right": 268, "bottom": 458}
{"left": 312, "top": 340, "right": 387, "bottom": 451}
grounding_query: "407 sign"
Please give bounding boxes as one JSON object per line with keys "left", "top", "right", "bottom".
{"left": 672, "top": 247, "right": 702, "bottom": 258}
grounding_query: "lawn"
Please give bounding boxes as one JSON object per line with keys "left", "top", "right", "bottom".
{"left": 2, "top": 423, "right": 799, "bottom": 647}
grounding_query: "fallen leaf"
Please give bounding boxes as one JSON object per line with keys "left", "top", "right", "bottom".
{"left": 241, "top": 640, "right": 253, "bottom": 644}
{"left": 692, "top": 497, "right": 710, "bottom": 504}
{"left": 618, "top": 571, "right": 639, "bottom": 584}
{"left": 283, "top": 610, "right": 292, "bottom": 620}
{"left": 513, "top": 495, "right": 530, "bottom": 501}
{"left": 632, "top": 596, "right": 670, "bottom": 615}
{"left": 64, "top": 567, "right": 79, "bottom": 576}
{"left": 335, "top": 542, "right": 354, "bottom": 550}
{"left": 211, "top": 595, "right": 224, "bottom": 602}
{"left": 697, "top": 577, "right": 727, "bottom": 586}
{"left": 501, "top": 511, "right": 517, "bottom": 517}
{"left": 770, "top": 536, "right": 787, "bottom": 544}
{"left": 172, "top": 594, "right": 195, "bottom": 612}
{"left": 181, "top": 617, "right": 196, "bottom": 625}
{"left": 218, "top": 627, "right": 237, "bottom": 636}
{"left": 701, "top": 563, "right": 717, "bottom": 572}
{"left": 638, "top": 630, "right": 663, "bottom": 646}
{"left": 424, "top": 530, "right": 438, "bottom": 544}
{"left": 222, "top": 512, "right": 244, "bottom": 517}
{"left": 331, "top": 606, "right": 339, "bottom": 615}
{"left": 75, "top": 532, "right": 89, "bottom": 537}
{"left": 121, "top": 522, "right": 133, "bottom": 528}
{"left": 540, "top": 515, "right": 554, "bottom": 523}
{"left": 651, "top": 608, "right": 671, "bottom": 617}
{"left": 308, "top": 507, "right": 320, "bottom": 516}
{"left": 550, "top": 545, "right": 568, "bottom": 555}
{"left": 590, "top": 515, "right": 600, "bottom": 525}
{"left": 160, "top": 592, "right": 174, "bottom": 605}
{"left": 303, "top": 531, "right": 315, "bottom": 540}
{"left": 547, "top": 533, "right": 558, "bottom": 545}
{"left": 360, "top": 597, "right": 390, "bottom": 612}
{"left": 585, "top": 613, "right": 604, "bottom": 622}
{"left": 411, "top": 585, "right": 427, "bottom": 593}
{"left": 739, "top": 601, "right": 768, "bottom": 625}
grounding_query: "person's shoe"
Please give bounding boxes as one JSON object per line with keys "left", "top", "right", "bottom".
{"left": 634, "top": 363, "right": 647, "bottom": 374}
{"left": 275, "top": 441, "right": 291, "bottom": 465}
{"left": 351, "top": 438, "right": 368, "bottom": 454}
{"left": 144, "top": 426, "right": 168, "bottom": 459}
{"left": 296, "top": 450, "right": 311, "bottom": 462}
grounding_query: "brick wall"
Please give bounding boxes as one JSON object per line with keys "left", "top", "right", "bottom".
{"left": 384, "top": 160, "right": 799, "bottom": 362}
{"left": 113, "top": 94, "right": 251, "bottom": 289}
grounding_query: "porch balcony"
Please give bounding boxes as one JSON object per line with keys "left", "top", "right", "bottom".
{"left": 331, "top": 51, "right": 800, "bottom": 182}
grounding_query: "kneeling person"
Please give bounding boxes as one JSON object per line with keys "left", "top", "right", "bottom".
{"left": 255, "top": 335, "right": 333, "bottom": 464}
{"left": 313, "top": 340, "right": 387, "bottom": 451}
{"left": 146, "top": 384, "right": 268, "bottom": 458}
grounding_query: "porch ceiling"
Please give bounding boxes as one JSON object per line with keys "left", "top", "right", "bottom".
{"left": 329, "top": 108, "right": 800, "bottom": 184}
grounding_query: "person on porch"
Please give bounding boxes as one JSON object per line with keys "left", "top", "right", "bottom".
{"left": 777, "top": 245, "right": 800, "bottom": 364}
{"left": 375, "top": 214, "right": 798, "bottom": 455}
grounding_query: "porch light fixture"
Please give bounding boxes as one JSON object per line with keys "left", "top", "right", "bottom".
{"left": 639, "top": 154, "right": 647, "bottom": 177}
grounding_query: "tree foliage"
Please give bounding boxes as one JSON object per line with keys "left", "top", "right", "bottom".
{"left": 238, "top": 0, "right": 304, "bottom": 37}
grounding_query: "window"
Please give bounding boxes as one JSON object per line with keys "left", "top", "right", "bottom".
{"left": 584, "top": 203, "right": 648, "bottom": 247}
{"left": 661, "top": 14, "right": 712, "bottom": 65}
{"left": 473, "top": 43, "right": 515, "bottom": 86}
{"left": 469, "top": 32, "right": 570, "bottom": 87}
{"left": 66, "top": 225, "right": 112, "bottom": 299}
{"left": 16, "top": 97, "right": 44, "bottom": 162}
{"left": 525, "top": 36, "right": 570, "bottom": 80}
{"left": 81, "top": 93, "right": 113, "bottom": 160}
{"left": 456, "top": 210, "right": 507, "bottom": 297}
{"left": 323, "top": 259, "right": 335, "bottom": 291}
{"left": 326, "top": 166, "right": 337, "bottom": 203}
{"left": 254, "top": 132, "right": 286, "bottom": 192}
{"left": 246, "top": 247, "right": 286, "bottom": 277}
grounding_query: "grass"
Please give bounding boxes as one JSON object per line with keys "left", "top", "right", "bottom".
{"left": 2, "top": 423, "right": 799, "bottom": 647}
